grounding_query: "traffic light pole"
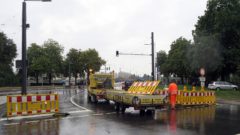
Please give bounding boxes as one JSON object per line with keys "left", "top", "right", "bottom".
{"left": 22, "top": 1, "right": 27, "bottom": 95}
{"left": 116, "top": 32, "right": 156, "bottom": 81}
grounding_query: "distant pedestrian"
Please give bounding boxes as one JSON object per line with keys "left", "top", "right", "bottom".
{"left": 168, "top": 80, "right": 178, "bottom": 109}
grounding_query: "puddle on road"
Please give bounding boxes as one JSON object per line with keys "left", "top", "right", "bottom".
{"left": 1, "top": 105, "right": 240, "bottom": 135}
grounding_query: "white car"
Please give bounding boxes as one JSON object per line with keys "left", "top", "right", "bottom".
{"left": 208, "top": 81, "right": 238, "bottom": 90}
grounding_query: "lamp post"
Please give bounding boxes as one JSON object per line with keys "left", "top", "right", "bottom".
{"left": 21, "top": 0, "right": 51, "bottom": 95}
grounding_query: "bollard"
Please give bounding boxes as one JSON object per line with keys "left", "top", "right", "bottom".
{"left": 192, "top": 86, "right": 196, "bottom": 91}
{"left": 183, "top": 86, "right": 187, "bottom": 91}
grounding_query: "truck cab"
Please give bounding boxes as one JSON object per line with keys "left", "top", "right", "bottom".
{"left": 88, "top": 72, "right": 115, "bottom": 103}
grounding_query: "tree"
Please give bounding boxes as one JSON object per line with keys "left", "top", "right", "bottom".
{"left": 65, "top": 48, "right": 84, "bottom": 84}
{"left": 156, "top": 50, "right": 169, "bottom": 76}
{"left": 188, "top": 35, "right": 223, "bottom": 81}
{"left": 27, "top": 43, "right": 45, "bottom": 84}
{"left": 81, "top": 49, "right": 106, "bottom": 83}
{"left": 0, "top": 32, "right": 17, "bottom": 66}
{"left": 0, "top": 32, "right": 18, "bottom": 86}
{"left": 193, "top": 0, "right": 240, "bottom": 80}
{"left": 166, "top": 37, "right": 192, "bottom": 83}
{"left": 42, "top": 39, "right": 64, "bottom": 84}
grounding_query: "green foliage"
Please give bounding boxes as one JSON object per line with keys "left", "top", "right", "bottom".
{"left": 0, "top": 64, "right": 20, "bottom": 86}
{"left": 156, "top": 50, "right": 169, "bottom": 76}
{"left": 27, "top": 43, "right": 45, "bottom": 83}
{"left": 81, "top": 49, "right": 106, "bottom": 73}
{"left": 188, "top": 35, "right": 223, "bottom": 80}
{"left": 27, "top": 39, "right": 64, "bottom": 84}
{"left": 27, "top": 40, "right": 106, "bottom": 85}
{"left": 42, "top": 39, "right": 64, "bottom": 74}
{"left": 193, "top": 0, "right": 240, "bottom": 80}
{"left": 166, "top": 37, "right": 192, "bottom": 78}
{"left": 0, "top": 32, "right": 17, "bottom": 66}
{"left": 215, "top": 90, "right": 240, "bottom": 101}
{"left": 0, "top": 32, "right": 18, "bottom": 86}
{"left": 65, "top": 48, "right": 84, "bottom": 83}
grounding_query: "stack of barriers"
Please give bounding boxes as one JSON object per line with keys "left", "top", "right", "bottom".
{"left": 154, "top": 86, "right": 216, "bottom": 106}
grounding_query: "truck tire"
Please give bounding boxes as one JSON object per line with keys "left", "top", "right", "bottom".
{"left": 87, "top": 95, "right": 91, "bottom": 102}
{"left": 140, "top": 109, "right": 145, "bottom": 116}
{"left": 120, "top": 105, "right": 126, "bottom": 114}
{"left": 114, "top": 103, "right": 120, "bottom": 112}
{"left": 91, "top": 95, "right": 98, "bottom": 103}
{"left": 106, "top": 100, "right": 110, "bottom": 104}
{"left": 146, "top": 110, "right": 153, "bottom": 115}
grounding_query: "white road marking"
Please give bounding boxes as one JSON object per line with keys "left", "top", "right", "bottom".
{"left": 25, "top": 120, "right": 39, "bottom": 124}
{"left": 44, "top": 118, "right": 56, "bottom": 122}
{"left": 67, "top": 115, "right": 90, "bottom": 119}
{"left": 68, "top": 110, "right": 90, "bottom": 114}
{"left": 0, "top": 118, "right": 8, "bottom": 121}
{"left": 70, "top": 95, "right": 91, "bottom": 111}
{"left": 105, "top": 112, "right": 116, "bottom": 115}
{"left": 92, "top": 113, "right": 104, "bottom": 116}
{"left": 2, "top": 111, "right": 117, "bottom": 126}
{"left": 4, "top": 123, "right": 19, "bottom": 126}
{"left": 0, "top": 113, "right": 54, "bottom": 121}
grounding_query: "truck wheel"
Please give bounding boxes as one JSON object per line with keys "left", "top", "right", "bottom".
{"left": 106, "top": 100, "right": 110, "bottom": 104}
{"left": 140, "top": 109, "right": 145, "bottom": 116}
{"left": 146, "top": 110, "right": 153, "bottom": 115}
{"left": 120, "top": 105, "right": 126, "bottom": 114}
{"left": 87, "top": 95, "right": 91, "bottom": 102}
{"left": 91, "top": 95, "right": 97, "bottom": 103}
{"left": 114, "top": 103, "right": 120, "bottom": 112}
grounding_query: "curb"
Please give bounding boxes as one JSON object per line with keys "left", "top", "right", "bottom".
{"left": 216, "top": 99, "right": 240, "bottom": 105}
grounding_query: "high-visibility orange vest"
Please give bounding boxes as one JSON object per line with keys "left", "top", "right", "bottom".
{"left": 168, "top": 83, "right": 178, "bottom": 95}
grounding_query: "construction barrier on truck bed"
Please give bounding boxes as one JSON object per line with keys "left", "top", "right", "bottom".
{"left": 154, "top": 89, "right": 216, "bottom": 105}
{"left": 7, "top": 94, "right": 59, "bottom": 117}
{"left": 127, "top": 81, "right": 160, "bottom": 94}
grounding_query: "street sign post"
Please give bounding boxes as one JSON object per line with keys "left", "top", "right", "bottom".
{"left": 199, "top": 68, "right": 205, "bottom": 91}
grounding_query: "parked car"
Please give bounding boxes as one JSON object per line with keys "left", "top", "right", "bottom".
{"left": 208, "top": 81, "right": 238, "bottom": 90}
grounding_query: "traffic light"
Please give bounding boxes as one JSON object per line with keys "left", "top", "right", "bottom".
{"left": 116, "top": 50, "right": 119, "bottom": 57}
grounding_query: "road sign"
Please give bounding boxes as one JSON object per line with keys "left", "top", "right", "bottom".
{"left": 199, "top": 77, "right": 206, "bottom": 82}
{"left": 201, "top": 82, "right": 205, "bottom": 87}
{"left": 200, "top": 68, "right": 205, "bottom": 76}
{"left": 15, "top": 60, "right": 28, "bottom": 68}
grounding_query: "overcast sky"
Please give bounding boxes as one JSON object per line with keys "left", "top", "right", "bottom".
{"left": 0, "top": 0, "right": 208, "bottom": 76}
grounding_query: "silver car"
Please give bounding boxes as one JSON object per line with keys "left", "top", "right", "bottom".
{"left": 208, "top": 81, "right": 238, "bottom": 90}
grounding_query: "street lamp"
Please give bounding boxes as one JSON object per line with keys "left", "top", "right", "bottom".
{"left": 21, "top": 0, "right": 51, "bottom": 95}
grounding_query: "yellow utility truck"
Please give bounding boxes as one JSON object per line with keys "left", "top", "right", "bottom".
{"left": 105, "top": 81, "right": 168, "bottom": 114}
{"left": 88, "top": 72, "right": 216, "bottom": 114}
{"left": 87, "top": 72, "right": 115, "bottom": 103}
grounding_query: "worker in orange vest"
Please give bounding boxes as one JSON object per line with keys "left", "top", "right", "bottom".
{"left": 168, "top": 80, "right": 178, "bottom": 109}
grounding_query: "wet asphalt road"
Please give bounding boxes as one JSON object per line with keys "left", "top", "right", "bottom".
{"left": 0, "top": 88, "right": 240, "bottom": 135}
